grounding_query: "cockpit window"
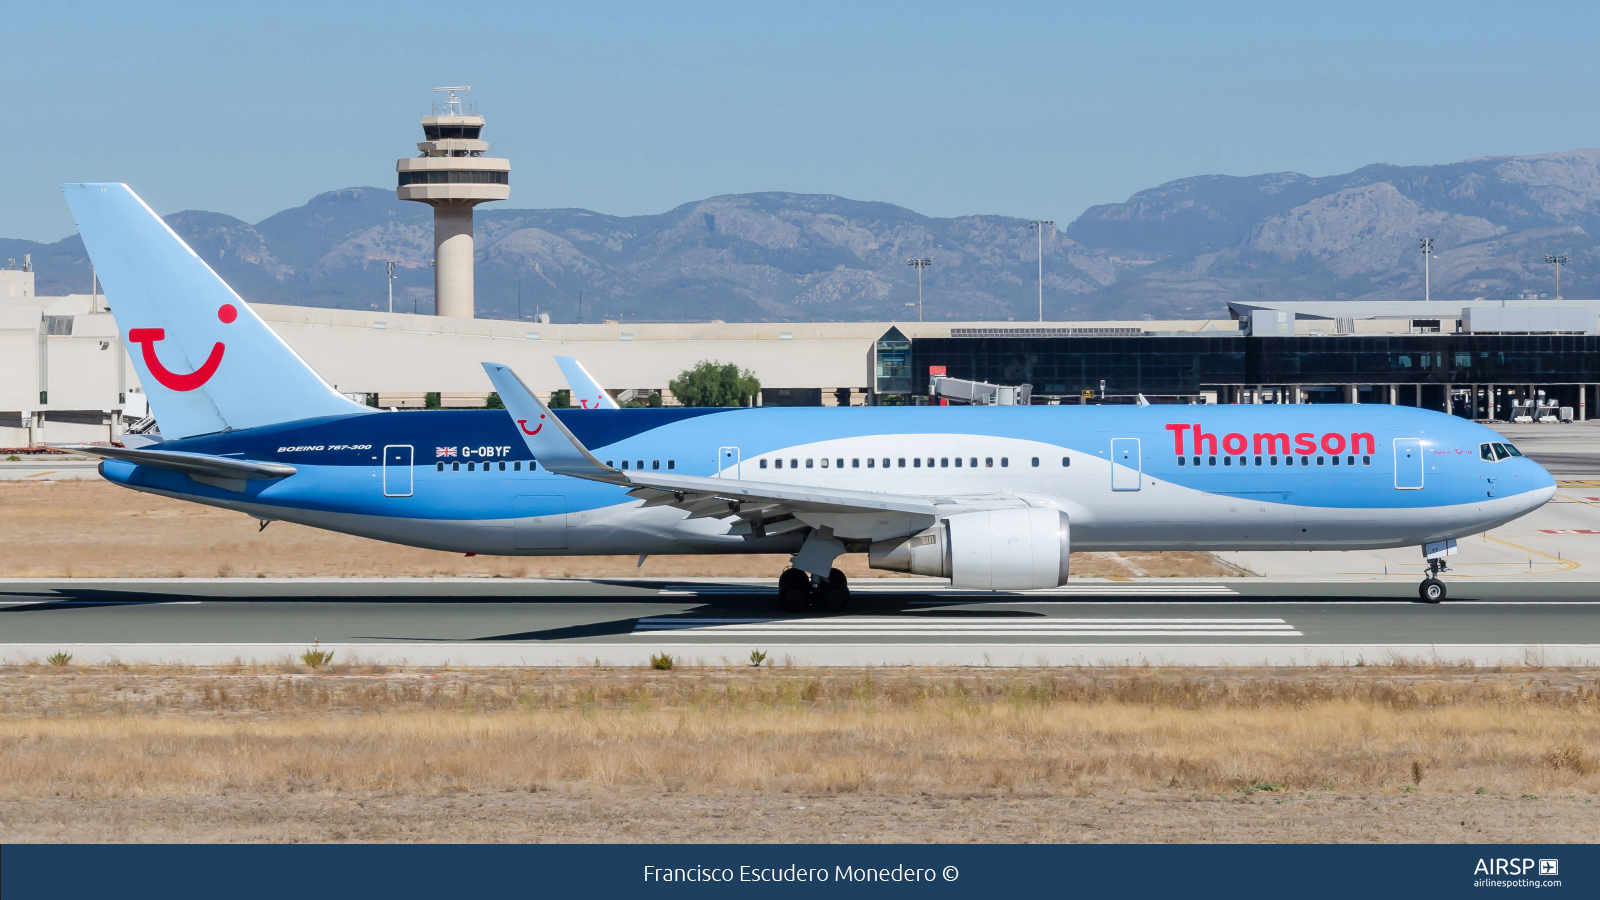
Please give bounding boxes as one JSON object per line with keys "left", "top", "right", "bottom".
{"left": 1480, "top": 443, "right": 1495, "bottom": 461}
{"left": 1491, "top": 443, "right": 1510, "bottom": 461}
{"left": 1504, "top": 444, "right": 1523, "bottom": 457}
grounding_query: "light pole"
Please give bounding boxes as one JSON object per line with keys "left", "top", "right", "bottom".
{"left": 386, "top": 260, "right": 398, "bottom": 313}
{"left": 1420, "top": 238, "right": 1434, "bottom": 302}
{"left": 1546, "top": 254, "right": 1568, "bottom": 300}
{"left": 907, "top": 257, "right": 931, "bottom": 322}
{"left": 1029, "top": 220, "right": 1053, "bottom": 322}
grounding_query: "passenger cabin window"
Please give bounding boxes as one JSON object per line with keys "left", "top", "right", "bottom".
{"left": 668, "top": 460, "right": 675, "bottom": 470}
{"left": 836, "top": 458, "right": 844, "bottom": 468}
{"left": 985, "top": 457, "right": 993, "bottom": 467}
{"left": 761, "top": 459, "right": 769, "bottom": 468}
{"left": 1317, "top": 456, "right": 1324, "bottom": 465}
{"left": 913, "top": 458, "right": 921, "bottom": 467}
{"left": 1031, "top": 457, "right": 1039, "bottom": 467}
{"left": 852, "top": 458, "right": 860, "bottom": 468}
{"left": 883, "top": 458, "right": 890, "bottom": 468}
{"left": 970, "top": 457, "right": 978, "bottom": 467}
{"left": 1331, "top": 455, "right": 1340, "bottom": 466}
{"left": 1178, "top": 457, "right": 1186, "bottom": 467}
{"left": 954, "top": 458, "right": 962, "bottom": 467}
{"left": 806, "top": 459, "right": 814, "bottom": 468}
{"left": 1000, "top": 458, "right": 1008, "bottom": 467}
{"left": 1208, "top": 456, "right": 1216, "bottom": 466}
{"left": 452, "top": 462, "right": 460, "bottom": 472}
{"left": 867, "top": 458, "right": 875, "bottom": 468}
{"left": 621, "top": 460, "right": 629, "bottom": 470}
{"left": 1062, "top": 457, "right": 1070, "bottom": 467}
{"left": 498, "top": 461, "right": 506, "bottom": 471}
{"left": 652, "top": 460, "right": 660, "bottom": 470}
{"left": 790, "top": 459, "right": 798, "bottom": 468}
{"left": 821, "top": 458, "right": 829, "bottom": 468}
{"left": 436, "top": 462, "right": 444, "bottom": 471}
{"left": 514, "top": 461, "right": 522, "bottom": 471}
{"left": 467, "top": 462, "right": 476, "bottom": 471}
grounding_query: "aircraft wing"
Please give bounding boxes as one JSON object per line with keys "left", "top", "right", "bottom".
{"left": 65, "top": 444, "right": 297, "bottom": 492}
{"left": 481, "top": 362, "right": 958, "bottom": 538}
{"left": 554, "top": 356, "right": 621, "bottom": 410}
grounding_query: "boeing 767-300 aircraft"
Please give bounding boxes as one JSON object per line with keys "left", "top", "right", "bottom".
{"left": 61, "top": 183, "right": 1555, "bottom": 610}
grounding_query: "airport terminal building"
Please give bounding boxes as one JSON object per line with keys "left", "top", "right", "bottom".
{"left": 4, "top": 259, "right": 1599, "bottom": 446}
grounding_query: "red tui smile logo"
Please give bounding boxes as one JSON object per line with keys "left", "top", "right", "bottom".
{"left": 128, "top": 304, "right": 237, "bottom": 392}
{"left": 517, "top": 414, "right": 545, "bottom": 436}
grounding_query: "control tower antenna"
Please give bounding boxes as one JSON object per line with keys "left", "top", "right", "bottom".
{"left": 396, "top": 86, "right": 509, "bottom": 318}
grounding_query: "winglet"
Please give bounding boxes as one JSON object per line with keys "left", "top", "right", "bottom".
{"left": 554, "top": 356, "right": 621, "bottom": 410}
{"left": 482, "top": 362, "right": 624, "bottom": 482}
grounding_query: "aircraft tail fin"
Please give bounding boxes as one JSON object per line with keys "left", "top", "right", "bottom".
{"left": 554, "top": 356, "right": 620, "bottom": 410}
{"left": 61, "top": 183, "right": 372, "bottom": 439}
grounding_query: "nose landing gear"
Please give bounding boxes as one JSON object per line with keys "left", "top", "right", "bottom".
{"left": 1419, "top": 558, "right": 1448, "bottom": 603}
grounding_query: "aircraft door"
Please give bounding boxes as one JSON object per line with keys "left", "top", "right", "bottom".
{"left": 1110, "top": 438, "right": 1141, "bottom": 491}
{"left": 514, "top": 495, "right": 569, "bottom": 549}
{"left": 718, "top": 446, "right": 740, "bottom": 478}
{"left": 1394, "top": 438, "right": 1424, "bottom": 490}
{"left": 383, "top": 444, "right": 413, "bottom": 497}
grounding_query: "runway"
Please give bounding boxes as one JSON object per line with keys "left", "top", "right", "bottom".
{"left": 3, "top": 577, "right": 1597, "bottom": 667}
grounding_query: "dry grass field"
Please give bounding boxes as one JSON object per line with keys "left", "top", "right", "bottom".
{"left": 2, "top": 664, "right": 1596, "bottom": 842}
{"left": 0, "top": 480, "right": 1248, "bottom": 579}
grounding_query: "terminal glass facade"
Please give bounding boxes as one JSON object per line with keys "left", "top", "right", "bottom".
{"left": 909, "top": 335, "right": 1247, "bottom": 397}
{"left": 1247, "top": 335, "right": 1600, "bottom": 384}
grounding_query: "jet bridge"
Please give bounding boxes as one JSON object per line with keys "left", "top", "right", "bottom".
{"left": 929, "top": 374, "right": 1032, "bottom": 406}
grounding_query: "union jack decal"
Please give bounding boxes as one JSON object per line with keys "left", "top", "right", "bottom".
{"left": 436, "top": 447, "right": 457, "bottom": 458}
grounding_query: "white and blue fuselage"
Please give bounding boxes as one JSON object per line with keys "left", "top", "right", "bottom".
{"left": 100, "top": 403, "right": 1554, "bottom": 557}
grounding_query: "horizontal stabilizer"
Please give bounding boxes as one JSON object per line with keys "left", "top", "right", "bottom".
{"left": 67, "top": 444, "right": 296, "bottom": 492}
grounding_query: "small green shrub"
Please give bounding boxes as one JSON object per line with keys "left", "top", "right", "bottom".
{"left": 1235, "top": 780, "right": 1282, "bottom": 795}
{"left": 650, "top": 652, "right": 675, "bottom": 671}
{"left": 1398, "top": 783, "right": 1419, "bottom": 794}
{"left": 749, "top": 649, "right": 767, "bottom": 667}
{"left": 5, "top": 455, "right": 20, "bottom": 462}
{"left": 1521, "top": 793, "right": 1540, "bottom": 800}
{"left": 46, "top": 651, "right": 73, "bottom": 667}
{"left": 301, "top": 641, "right": 334, "bottom": 668}
{"left": 1475, "top": 786, "right": 1487, "bottom": 795}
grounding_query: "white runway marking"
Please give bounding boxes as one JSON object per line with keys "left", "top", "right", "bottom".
{"left": 658, "top": 584, "right": 1241, "bottom": 597}
{"left": 632, "top": 616, "right": 1300, "bottom": 638}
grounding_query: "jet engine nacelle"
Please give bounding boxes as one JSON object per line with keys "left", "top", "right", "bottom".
{"left": 868, "top": 508, "right": 1069, "bottom": 590}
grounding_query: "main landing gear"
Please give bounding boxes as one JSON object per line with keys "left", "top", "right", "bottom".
{"left": 1419, "top": 558, "right": 1447, "bottom": 604}
{"left": 778, "top": 567, "right": 851, "bottom": 614}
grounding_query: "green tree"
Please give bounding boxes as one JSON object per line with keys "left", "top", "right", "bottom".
{"left": 548, "top": 389, "right": 572, "bottom": 409}
{"left": 669, "top": 361, "right": 760, "bottom": 407}
{"left": 622, "top": 390, "right": 663, "bottom": 409}
{"left": 485, "top": 392, "right": 505, "bottom": 410}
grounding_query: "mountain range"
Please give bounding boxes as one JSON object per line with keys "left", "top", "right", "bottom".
{"left": 6, "top": 148, "right": 1597, "bottom": 322}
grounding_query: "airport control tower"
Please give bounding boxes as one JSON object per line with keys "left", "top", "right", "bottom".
{"left": 396, "top": 87, "right": 509, "bottom": 319}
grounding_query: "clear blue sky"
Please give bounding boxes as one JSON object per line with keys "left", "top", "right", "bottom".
{"left": 7, "top": 0, "right": 1598, "bottom": 241}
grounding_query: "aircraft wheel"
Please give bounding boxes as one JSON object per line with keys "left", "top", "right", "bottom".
{"left": 777, "top": 568, "right": 812, "bottom": 613}
{"left": 816, "top": 568, "right": 851, "bottom": 612}
{"left": 1419, "top": 578, "right": 1446, "bottom": 604}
